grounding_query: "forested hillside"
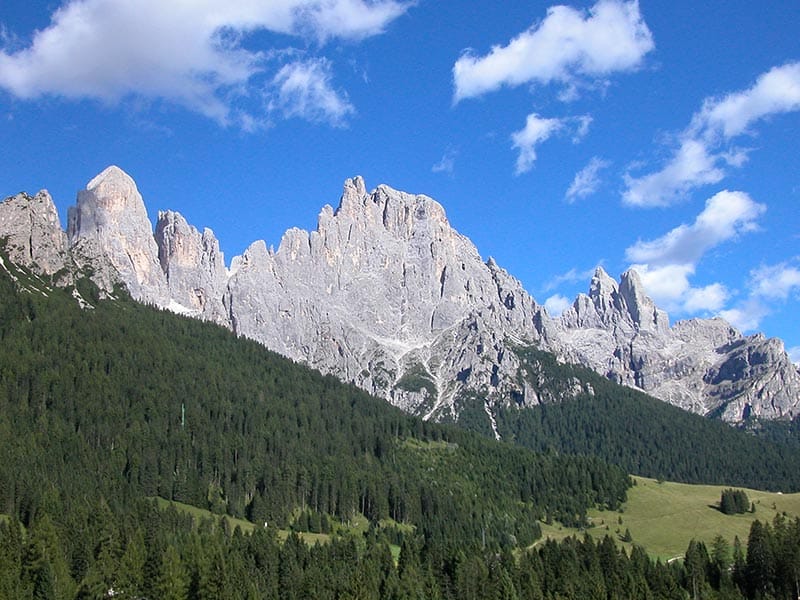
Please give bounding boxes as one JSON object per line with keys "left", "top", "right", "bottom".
{"left": 4, "top": 252, "right": 800, "bottom": 598}
{"left": 0, "top": 255, "right": 628, "bottom": 595}
{"left": 485, "top": 348, "right": 800, "bottom": 492}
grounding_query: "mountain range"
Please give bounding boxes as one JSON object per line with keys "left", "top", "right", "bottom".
{"left": 2, "top": 165, "right": 798, "bottom": 429}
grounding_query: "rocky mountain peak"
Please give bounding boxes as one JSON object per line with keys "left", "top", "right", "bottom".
{"left": 0, "top": 190, "right": 69, "bottom": 277}
{"left": 336, "top": 175, "right": 368, "bottom": 217}
{"left": 332, "top": 179, "right": 450, "bottom": 244}
{"left": 85, "top": 165, "right": 141, "bottom": 207}
{"left": 154, "top": 210, "right": 228, "bottom": 322}
{"left": 586, "top": 267, "right": 623, "bottom": 323}
{"left": 67, "top": 166, "right": 166, "bottom": 301}
{"left": 618, "top": 268, "right": 669, "bottom": 334}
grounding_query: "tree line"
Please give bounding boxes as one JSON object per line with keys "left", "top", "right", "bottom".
{"left": 3, "top": 498, "right": 800, "bottom": 599}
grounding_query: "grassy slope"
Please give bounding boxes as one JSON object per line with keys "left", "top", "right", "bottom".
{"left": 539, "top": 476, "right": 800, "bottom": 561}
{"left": 152, "top": 497, "right": 407, "bottom": 561}
{"left": 154, "top": 473, "right": 800, "bottom": 563}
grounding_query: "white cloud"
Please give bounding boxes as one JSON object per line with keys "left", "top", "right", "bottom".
{"left": 432, "top": 147, "right": 457, "bottom": 175}
{"left": 750, "top": 262, "right": 800, "bottom": 300}
{"left": 627, "top": 263, "right": 694, "bottom": 308}
{"left": 694, "top": 62, "right": 800, "bottom": 139}
{"left": 625, "top": 190, "right": 764, "bottom": 313}
{"left": 719, "top": 300, "right": 770, "bottom": 333}
{"left": 626, "top": 190, "right": 765, "bottom": 266}
{"left": 623, "top": 139, "right": 725, "bottom": 207}
{"left": 511, "top": 113, "right": 592, "bottom": 174}
{"left": 631, "top": 265, "right": 728, "bottom": 315}
{"left": 0, "top": 0, "right": 410, "bottom": 125}
{"left": 545, "top": 294, "right": 572, "bottom": 317}
{"left": 566, "top": 156, "right": 610, "bottom": 202}
{"left": 683, "top": 283, "right": 728, "bottom": 313}
{"left": 452, "top": 0, "right": 653, "bottom": 102}
{"left": 624, "top": 62, "right": 800, "bottom": 207}
{"left": 269, "top": 58, "right": 354, "bottom": 125}
{"left": 511, "top": 113, "right": 564, "bottom": 174}
{"left": 573, "top": 114, "right": 593, "bottom": 142}
{"left": 712, "top": 261, "right": 800, "bottom": 334}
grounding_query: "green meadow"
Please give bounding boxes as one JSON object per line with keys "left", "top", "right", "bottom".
{"left": 539, "top": 476, "right": 800, "bottom": 561}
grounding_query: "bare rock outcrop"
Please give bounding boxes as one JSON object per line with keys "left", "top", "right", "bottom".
{"left": 0, "top": 190, "right": 70, "bottom": 279}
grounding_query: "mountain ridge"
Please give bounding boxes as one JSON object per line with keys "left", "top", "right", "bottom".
{"left": 2, "top": 165, "right": 798, "bottom": 425}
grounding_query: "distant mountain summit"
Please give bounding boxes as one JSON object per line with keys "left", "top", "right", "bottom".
{"left": 2, "top": 166, "right": 799, "bottom": 427}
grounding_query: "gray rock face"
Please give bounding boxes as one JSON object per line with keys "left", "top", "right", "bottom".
{"left": 223, "top": 177, "right": 551, "bottom": 428}
{"left": 155, "top": 210, "right": 228, "bottom": 323}
{"left": 2, "top": 166, "right": 799, "bottom": 426}
{"left": 555, "top": 267, "right": 800, "bottom": 421}
{"left": 67, "top": 166, "right": 167, "bottom": 301}
{"left": 0, "top": 190, "right": 69, "bottom": 279}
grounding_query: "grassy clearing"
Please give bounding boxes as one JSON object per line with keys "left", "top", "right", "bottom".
{"left": 154, "top": 497, "right": 335, "bottom": 545}
{"left": 152, "top": 498, "right": 413, "bottom": 553}
{"left": 537, "top": 476, "right": 800, "bottom": 561}
{"left": 153, "top": 497, "right": 256, "bottom": 534}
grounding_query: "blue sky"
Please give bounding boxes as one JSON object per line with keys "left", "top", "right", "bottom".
{"left": 1, "top": 0, "right": 799, "bottom": 361}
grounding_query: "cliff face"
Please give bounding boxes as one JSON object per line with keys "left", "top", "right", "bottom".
{"left": 0, "top": 189, "right": 70, "bottom": 279}
{"left": 3, "top": 166, "right": 799, "bottom": 426}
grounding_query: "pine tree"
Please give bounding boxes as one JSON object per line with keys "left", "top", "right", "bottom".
{"left": 684, "top": 539, "right": 709, "bottom": 600}
{"left": 156, "top": 545, "right": 189, "bottom": 600}
{"left": 709, "top": 534, "right": 731, "bottom": 589}
{"left": 745, "top": 520, "right": 774, "bottom": 599}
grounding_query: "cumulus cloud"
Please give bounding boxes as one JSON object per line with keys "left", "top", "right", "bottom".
{"left": 683, "top": 283, "right": 728, "bottom": 313}
{"left": 750, "top": 262, "right": 800, "bottom": 300}
{"left": 719, "top": 261, "right": 800, "bottom": 332}
{"left": 510, "top": 114, "right": 564, "bottom": 174}
{"left": 565, "top": 156, "right": 610, "bottom": 202}
{"left": 719, "top": 300, "right": 770, "bottom": 333}
{"left": 453, "top": 0, "right": 653, "bottom": 102}
{"left": 545, "top": 294, "right": 572, "bottom": 317}
{"left": 511, "top": 113, "right": 592, "bottom": 173}
{"left": 0, "top": 0, "right": 411, "bottom": 126}
{"left": 625, "top": 190, "right": 765, "bottom": 313}
{"left": 624, "top": 62, "right": 800, "bottom": 206}
{"left": 626, "top": 190, "right": 765, "bottom": 266}
{"left": 269, "top": 58, "right": 354, "bottom": 125}
{"left": 693, "top": 62, "right": 800, "bottom": 139}
{"left": 623, "top": 139, "right": 725, "bottom": 207}
{"left": 573, "top": 115, "right": 593, "bottom": 142}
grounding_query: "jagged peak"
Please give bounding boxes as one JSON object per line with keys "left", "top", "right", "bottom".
{"left": 3, "top": 189, "right": 57, "bottom": 214}
{"left": 618, "top": 267, "right": 650, "bottom": 309}
{"left": 86, "top": 165, "right": 136, "bottom": 192}
{"left": 73, "top": 165, "right": 147, "bottom": 228}
{"left": 588, "top": 266, "right": 618, "bottom": 299}
{"left": 233, "top": 239, "right": 271, "bottom": 269}
{"left": 619, "top": 267, "right": 669, "bottom": 332}
{"left": 620, "top": 267, "right": 644, "bottom": 287}
{"left": 336, "top": 176, "right": 368, "bottom": 216}
{"left": 334, "top": 176, "right": 449, "bottom": 223}
{"left": 157, "top": 209, "right": 187, "bottom": 226}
